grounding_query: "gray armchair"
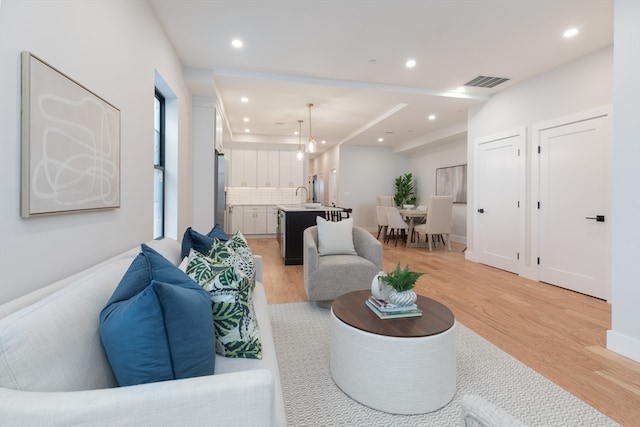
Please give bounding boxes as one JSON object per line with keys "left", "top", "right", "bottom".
{"left": 303, "top": 225, "right": 383, "bottom": 305}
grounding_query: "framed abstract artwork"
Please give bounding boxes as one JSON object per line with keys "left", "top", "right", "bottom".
{"left": 436, "top": 164, "right": 467, "bottom": 203}
{"left": 21, "top": 52, "right": 121, "bottom": 217}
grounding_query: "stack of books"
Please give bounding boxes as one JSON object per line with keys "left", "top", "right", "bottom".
{"left": 365, "top": 296, "right": 422, "bottom": 319}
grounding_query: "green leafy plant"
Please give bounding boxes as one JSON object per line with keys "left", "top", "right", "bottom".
{"left": 393, "top": 173, "right": 417, "bottom": 206}
{"left": 381, "top": 262, "right": 424, "bottom": 292}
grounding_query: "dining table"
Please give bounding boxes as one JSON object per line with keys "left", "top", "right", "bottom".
{"left": 398, "top": 208, "right": 428, "bottom": 248}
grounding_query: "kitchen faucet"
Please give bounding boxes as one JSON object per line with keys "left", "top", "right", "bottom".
{"left": 295, "top": 185, "right": 309, "bottom": 202}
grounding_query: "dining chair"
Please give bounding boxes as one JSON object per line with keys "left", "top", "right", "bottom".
{"left": 376, "top": 196, "right": 395, "bottom": 207}
{"left": 375, "top": 206, "right": 389, "bottom": 241}
{"left": 414, "top": 196, "right": 453, "bottom": 251}
{"left": 385, "top": 207, "right": 409, "bottom": 246}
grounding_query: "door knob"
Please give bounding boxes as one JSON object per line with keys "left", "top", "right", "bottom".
{"left": 477, "top": 208, "right": 485, "bottom": 213}
{"left": 585, "top": 215, "right": 605, "bottom": 222}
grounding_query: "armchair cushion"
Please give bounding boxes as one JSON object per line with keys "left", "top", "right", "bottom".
{"left": 99, "top": 244, "right": 216, "bottom": 387}
{"left": 316, "top": 216, "right": 357, "bottom": 256}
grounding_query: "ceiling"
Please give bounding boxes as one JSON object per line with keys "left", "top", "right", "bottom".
{"left": 149, "top": 0, "right": 613, "bottom": 157}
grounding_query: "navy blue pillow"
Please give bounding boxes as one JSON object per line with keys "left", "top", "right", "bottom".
{"left": 207, "top": 224, "right": 229, "bottom": 241}
{"left": 100, "top": 244, "right": 215, "bottom": 387}
{"left": 181, "top": 225, "right": 229, "bottom": 259}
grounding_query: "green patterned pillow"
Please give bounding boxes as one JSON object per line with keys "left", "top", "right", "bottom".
{"left": 186, "top": 249, "right": 262, "bottom": 359}
{"left": 207, "top": 231, "right": 256, "bottom": 291}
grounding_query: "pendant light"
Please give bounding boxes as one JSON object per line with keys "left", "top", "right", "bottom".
{"left": 296, "top": 120, "right": 304, "bottom": 160}
{"left": 306, "top": 103, "right": 317, "bottom": 153}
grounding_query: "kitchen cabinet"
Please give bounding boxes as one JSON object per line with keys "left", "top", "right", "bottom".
{"left": 243, "top": 205, "right": 267, "bottom": 234}
{"left": 256, "top": 151, "right": 280, "bottom": 187}
{"left": 230, "top": 148, "right": 257, "bottom": 187}
{"left": 278, "top": 208, "right": 327, "bottom": 265}
{"left": 266, "top": 205, "right": 278, "bottom": 234}
{"left": 279, "top": 150, "right": 304, "bottom": 188}
{"left": 227, "top": 205, "right": 244, "bottom": 235}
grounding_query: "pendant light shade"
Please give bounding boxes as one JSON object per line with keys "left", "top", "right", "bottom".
{"left": 307, "top": 103, "right": 317, "bottom": 154}
{"left": 296, "top": 120, "right": 304, "bottom": 160}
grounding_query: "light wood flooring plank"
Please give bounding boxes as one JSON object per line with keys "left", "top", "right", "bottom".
{"left": 248, "top": 236, "right": 640, "bottom": 426}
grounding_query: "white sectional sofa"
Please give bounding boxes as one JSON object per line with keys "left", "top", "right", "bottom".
{"left": 0, "top": 238, "right": 286, "bottom": 426}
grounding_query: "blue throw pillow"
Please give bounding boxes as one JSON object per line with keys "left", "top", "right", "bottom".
{"left": 100, "top": 244, "right": 216, "bottom": 387}
{"left": 181, "top": 225, "right": 229, "bottom": 259}
{"left": 207, "top": 224, "right": 229, "bottom": 241}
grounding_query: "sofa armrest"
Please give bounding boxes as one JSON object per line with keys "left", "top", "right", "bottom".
{"left": 253, "top": 255, "right": 263, "bottom": 283}
{"left": 352, "top": 227, "right": 383, "bottom": 270}
{"left": 0, "top": 369, "right": 277, "bottom": 427}
{"left": 461, "top": 395, "right": 528, "bottom": 427}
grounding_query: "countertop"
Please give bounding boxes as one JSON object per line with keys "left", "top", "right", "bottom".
{"left": 277, "top": 204, "right": 343, "bottom": 212}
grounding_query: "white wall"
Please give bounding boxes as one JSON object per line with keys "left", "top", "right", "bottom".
{"left": 607, "top": 0, "right": 640, "bottom": 362}
{"left": 335, "top": 145, "right": 409, "bottom": 231}
{"left": 409, "top": 138, "right": 468, "bottom": 242}
{"left": 466, "top": 46, "right": 613, "bottom": 260}
{"left": 0, "top": 1, "right": 194, "bottom": 303}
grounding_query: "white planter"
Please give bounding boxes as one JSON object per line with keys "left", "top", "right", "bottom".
{"left": 387, "top": 288, "right": 417, "bottom": 306}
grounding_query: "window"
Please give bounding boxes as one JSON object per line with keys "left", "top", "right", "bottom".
{"left": 153, "top": 90, "right": 165, "bottom": 238}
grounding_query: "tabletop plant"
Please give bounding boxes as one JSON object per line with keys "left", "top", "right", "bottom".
{"left": 393, "top": 173, "right": 417, "bottom": 207}
{"left": 381, "top": 262, "right": 424, "bottom": 292}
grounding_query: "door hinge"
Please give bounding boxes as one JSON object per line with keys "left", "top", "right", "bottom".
{"left": 517, "top": 200, "right": 520, "bottom": 208}
{"left": 517, "top": 252, "right": 520, "bottom": 260}
{"left": 537, "top": 257, "right": 540, "bottom": 265}
{"left": 538, "top": 146, "right": 541, "bottom": 154}
{"left": 517, "top": 149, "right": 520, "bottom": 156}
{"left": 537, "top": 201, "right": 540, "bottom": 209}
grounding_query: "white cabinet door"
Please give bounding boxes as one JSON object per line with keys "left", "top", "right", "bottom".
{"left": 279, "top": 151, "right": 304, "bottom": 188}
{"left": 230, "top": 148, "right": 257, "bottom": 187}
{"left": 228, "top": 205, "right": 244, "bottom": 235}
{"left": 266, "top": 205, "right": 278, "bottom": 234}
{"left": 257, "top": 150, "right": 280, "bottom": 187}
{"left": 242, "top": 205, "right": 267, "bottom": 234}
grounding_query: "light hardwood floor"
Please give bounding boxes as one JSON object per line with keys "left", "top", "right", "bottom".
{"left": 247, "top": 236, "right": 640, "bottom": 427}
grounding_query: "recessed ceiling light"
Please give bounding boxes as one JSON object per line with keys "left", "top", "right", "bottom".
{"left": 454, "top": 86, "right": 466, "bottom": 93}
{"left": 231, "top": 39, "right": 243, "bottom": 48}
{"left": 241, "top": 97, "right": 249, "bottom": 103}
{"left": 321, "top": 140, "right": 326, "bottom": 144}
{"left": 405, "top": 59, "right": 416, "bottom": 68}
{"left": 428, "top": 114, "right": 436, "bottom": 121}
{"left": 243, "top": 117, "right": 250, "bottom": 122}
{"left": 294, "top": 131, "right": 299, "bottom": 135}
{"left": 563, "top": 28, "right": 579, "bottom": 38}
{"left": 378, "top": 138, "right": 384, "bottom": 142}
{"left": 244, "top": 128, "right": 250, "bottom": 133}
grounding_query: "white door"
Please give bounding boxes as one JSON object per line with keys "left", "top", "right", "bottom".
{"left": 536, "top": 112, "right": 610, "bottom": 299}
{"left": 475, "top": 131, "right": 524, "bottom": 274}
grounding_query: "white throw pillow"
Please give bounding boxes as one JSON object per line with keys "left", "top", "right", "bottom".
{"left": 316, "top": 216, "right": 357, "bottom": 256}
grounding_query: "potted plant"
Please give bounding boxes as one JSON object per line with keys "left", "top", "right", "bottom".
{"left": 381, "top": 262, "right": 424, "bottom": 306}
{"left": 393, "top": 173, "right": 417, "bottom": 207}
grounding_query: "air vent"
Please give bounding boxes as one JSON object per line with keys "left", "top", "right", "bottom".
{"left": 464, "top": 75, "right": 510, "bottom": 88}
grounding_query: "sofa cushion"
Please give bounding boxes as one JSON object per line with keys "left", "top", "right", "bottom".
{"left": 316, "top": 216, "right": 357, "bottom": 256}
{"left": 99, "top": 244, "right": 216, "bottom": 387}
{"left": 186, "top": 249, "right": 262, "bottom": 359}
{"left": 181, "top": 225, "right": 229, "bottom": 259}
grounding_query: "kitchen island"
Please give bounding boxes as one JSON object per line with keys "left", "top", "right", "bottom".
{"left": 277, "top": 205, "right": 344, "bottom": 265}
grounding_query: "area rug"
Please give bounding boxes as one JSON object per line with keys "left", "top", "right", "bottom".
{"left": 268, "top": 302, "right": 618, "bottom": 427}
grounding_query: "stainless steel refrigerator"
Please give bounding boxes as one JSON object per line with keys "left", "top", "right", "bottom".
{"left": 214, "top": 150, "right": 226, "bottom": 231}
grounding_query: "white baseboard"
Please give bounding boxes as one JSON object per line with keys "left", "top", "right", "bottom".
{"left": 607, "top": 329, "right": 640, "bottom": 362}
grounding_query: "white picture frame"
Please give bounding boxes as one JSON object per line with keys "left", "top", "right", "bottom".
{"left": 21, "top": 52, "right": 121, "bottom": 217}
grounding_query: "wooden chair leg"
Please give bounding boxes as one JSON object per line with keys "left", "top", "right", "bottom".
{"left": 376, "top": 225, "right": 382, "bottom": 240}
